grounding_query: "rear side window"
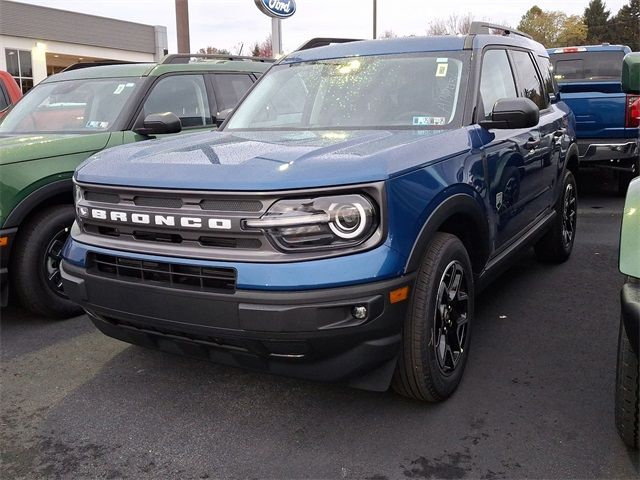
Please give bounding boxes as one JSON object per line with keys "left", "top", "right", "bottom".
{"left": 537, "top": 56, "right": 556, "bottom": 102}
{"left": 213, "top": 74, "right": 253, "bottom": 112}
{"left": 551, "top": 51, "right": 625, "bottom": 82}
{"left": 510, "top": 50, "right": 546, "bottom": 109}
{"left": 479, "top": 49, "right": 517, "bottom": 119}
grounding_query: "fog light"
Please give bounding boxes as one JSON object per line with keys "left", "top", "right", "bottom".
{"left": 352, "top": 305, "right": 367, "bottom": 320}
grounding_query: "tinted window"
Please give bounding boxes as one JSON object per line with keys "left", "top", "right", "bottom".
{"left": 537, "top": 56, "right": 556, "bottom": 102}
{"left": 213, "top": 74, "right": 253, "bottom": 112}
{"left": 479, "top": 49, "right": 517, "bottom": 119}
{"left": 142, "top": 75, "right": 212, "bottom": 128}
{"left": 551, "top": 51, "right": 625, "bottom": 82}
{"left": 0, "top": 85, "right": 9, "bottom": 111}
{"left": 510, "top": 50, "right": 546, "bottom": 109}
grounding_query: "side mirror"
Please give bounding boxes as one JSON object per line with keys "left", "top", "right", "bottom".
{"left": 134, "top": 112, "right": 182, "bottom": 136}
{"left": 622, "top": 52, "right": 640, "bottom": 94}
{"left": 215, "top": 108, "right": 234, "bottom": 127}
{"left": 479, "top": 98, "right": 539, "bottom": 130}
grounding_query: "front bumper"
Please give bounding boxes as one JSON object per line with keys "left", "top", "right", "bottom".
{"left": 61, "top": 260, "right": 414, "bottom": 391}
{"left": 621, "top": 278, "right": 640, "bottom": 356}
{"left": 577, "top": 138, "right": 639, "bottom": 170}
{"left": 0, "top": 227, "right": 18, "bottom": 307}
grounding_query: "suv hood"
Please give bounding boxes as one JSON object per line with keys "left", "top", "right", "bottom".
{"left": 0, "top": 132, "right": 112, "bottom": 166}
{"left": 76, "top": 129, "right": 472, "bottom": 190}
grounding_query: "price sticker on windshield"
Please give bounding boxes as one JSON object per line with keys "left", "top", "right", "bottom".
{"left": 435, "top": 63, "right": 449, "bottom": 77}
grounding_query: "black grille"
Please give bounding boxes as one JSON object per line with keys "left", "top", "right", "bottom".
{"left": 200, "top": 199, "right": 263, "bottom": 212}
{"left": 89, "top": 253, "right": 236, "bottom": 292}
{"left": 85, "top": 191, "right": 120, "bottom": 204}
{"left": 134, "top": 196, "right": 184, "bottom": 208}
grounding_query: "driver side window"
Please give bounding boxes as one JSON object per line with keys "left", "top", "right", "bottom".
{"left": 479, "top": 49, "right": 517, "bottom": 119}
{"left": 140, "top": 75, "right": 212, "bottom": 128}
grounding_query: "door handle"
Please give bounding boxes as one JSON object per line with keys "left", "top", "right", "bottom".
{"left": 524, "top": 138, "right": 540, "bottom": 150}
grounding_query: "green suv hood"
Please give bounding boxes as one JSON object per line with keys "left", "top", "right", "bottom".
{"left": 620, "top": 176, "right": 640, "bottom": 279}
{"left": 0, "top": 132, "right": 112, "bottom": 166}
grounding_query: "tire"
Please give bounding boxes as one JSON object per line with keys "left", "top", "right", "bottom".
{"left": 534, "top": 170, "right": 577, "bottom": 263}
{"left": 10, "top": 204, "right": 82, "bottom": 319}
{"left": 392, "top": 232, "right": 474, "bottom": 402}
{"left": 615, "top": 316, "right": 639, "bottom": 449}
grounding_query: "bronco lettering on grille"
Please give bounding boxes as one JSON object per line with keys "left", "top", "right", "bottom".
{"left": 88, "top": 208, "right": 232, "bottom": 230}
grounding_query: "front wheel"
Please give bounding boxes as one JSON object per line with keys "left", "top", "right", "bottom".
{"left": 615, "top": 316, "right": 639, "bottom": 449}
{"left": 392, "top": 233, "right": 474, "bottom": 402}
{"left": 10, "top": 205, "right": 83, "bottom": 319}
{"left": 534, "top": 170, "right": 577, "bottom": 263}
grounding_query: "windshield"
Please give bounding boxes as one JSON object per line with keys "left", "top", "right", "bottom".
{"left": 551, "top": 51, "right": 625, "bottom": 82}
{"left": 0, "top": 77, "right": 141, "bottom": 134}
{"left": 226, "top": 52, "right": 469, "bottom": 131}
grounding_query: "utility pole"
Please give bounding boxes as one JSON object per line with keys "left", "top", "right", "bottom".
{"left": 175, "top": 0, "right": 190, "bottom": 53}
{"left": 373, "top": 0, "right": 377, "bottom": 39}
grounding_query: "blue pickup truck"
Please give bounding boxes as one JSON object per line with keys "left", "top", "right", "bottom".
{"left": 61, "top": 25, "right": 579, "bottom": 402}
{"left": 549, "top": 45, "right": 639, "bottom": 194}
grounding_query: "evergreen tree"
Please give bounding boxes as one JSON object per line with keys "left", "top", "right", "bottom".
{"left": 584, "top": 0, "right": 611, "bottom": 43}
{"left": 610, "top": 0, "right": 640, "bottom": 50}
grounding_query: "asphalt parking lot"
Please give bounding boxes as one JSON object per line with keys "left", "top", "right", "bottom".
{"left": 1, "top": 173, "right": 638, "bottom": 480}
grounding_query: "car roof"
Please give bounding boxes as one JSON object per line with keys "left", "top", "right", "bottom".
{"left": 42, "top": 60, "right": 270, "bottom": 83}
{"left": 282, "top": 34, "right": 547, "bottom": 64}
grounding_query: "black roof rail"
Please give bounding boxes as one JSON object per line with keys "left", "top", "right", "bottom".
{"left": 61, "top": 60, "right": 142, "bottom": 72}
{"left": 160, "top": 54, "right": 274, "bottom": 64}
{"left": 468, "top": 22, "right": 533, "bottom": 40}
{"left": 295, "top": 37, "right": 364, "bottom": 52}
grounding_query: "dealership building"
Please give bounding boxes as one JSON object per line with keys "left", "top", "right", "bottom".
{"left": 0, "top": 0, "right": 168, "bottom": 93}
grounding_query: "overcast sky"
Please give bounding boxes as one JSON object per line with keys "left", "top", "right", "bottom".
{"left": 15, "top": 0, "right": 631, "bottom": 54}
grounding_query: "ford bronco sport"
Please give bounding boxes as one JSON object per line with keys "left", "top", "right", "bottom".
{"left": 61, "top": 25, "right": 579, "bottom": 401}
{"left": 0, "top": 54, "right": 270, "bottom": 317}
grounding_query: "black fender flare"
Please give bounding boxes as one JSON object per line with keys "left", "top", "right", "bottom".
{"left": 3, "top": 178, "right": 73, "bottom": 229}
{"left": 405, "top": 193, "right": 491, "bottom": 274}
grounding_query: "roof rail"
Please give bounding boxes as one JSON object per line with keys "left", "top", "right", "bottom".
{"left": 295, "top": 37, "right": 363, "bottom": 52}
{"left": 61, "top": 60, "right": 142, "bottom": 72}
{"left": 468, "top": 22, "right": 533, "bottom": 40}
{"left": 160, "top": 54, "right": 275, "bottom": 65}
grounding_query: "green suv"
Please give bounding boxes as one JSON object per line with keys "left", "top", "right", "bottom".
{"left": 0, "top": 55, "right": 271, "bottom": 317}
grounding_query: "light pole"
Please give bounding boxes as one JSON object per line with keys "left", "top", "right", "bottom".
{"left": 373, "top": 0, "right": 377, "bottom": 39}
{"left": 175, "top": 0, "right": 190, "bottom": 53}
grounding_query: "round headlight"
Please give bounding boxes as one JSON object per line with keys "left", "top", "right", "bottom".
{"left": 329, "top": 202, "right": 368, "bottom": 239}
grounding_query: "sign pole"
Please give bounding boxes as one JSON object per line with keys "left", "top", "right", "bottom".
{"left": 272, "top": 17, "right": 282, "bottom": 57}
{"left": 373, "top": 0, "right": 377, "bottom": 39}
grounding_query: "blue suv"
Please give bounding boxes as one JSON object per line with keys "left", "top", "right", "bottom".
{"left": 61, "top": 24, "right": 578, "bottom": 402}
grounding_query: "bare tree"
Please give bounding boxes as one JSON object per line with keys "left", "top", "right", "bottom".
{"left": 427, "top": 14, "right": 509, "bottom": 35}
{"left": 380, "top": 30, "right": 398, "bottom": 39}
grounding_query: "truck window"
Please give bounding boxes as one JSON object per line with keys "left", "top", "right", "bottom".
{"left": 213, "top": 74, "right": 253, "bottom": 112}
{"left": 479, "top": 49, "right": 517, "bottom": 119}
{"left": 510, "top": 50, "right": 546, "bottom": 109}
{"left": 551, "top": 51, "right": 626, "bottom": 82}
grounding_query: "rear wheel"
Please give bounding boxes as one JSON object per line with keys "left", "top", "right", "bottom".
{"left": 534, "top": 170, "right": 577, "bottom": 263}
{"left": 10, "top": 205, "right": 82, "bottom": 319}
{"left": 392, "top": 233, "right": 473, "bottom": 402}
{"left": 615, "top": 316, "right": 639, "bottom": 449}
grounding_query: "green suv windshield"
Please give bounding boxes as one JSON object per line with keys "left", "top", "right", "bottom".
{"left": 226, "top": 52, "right": 468, "bottom": 131}
{"left": 0, "top": 77, "right": 142, "bottom": 134}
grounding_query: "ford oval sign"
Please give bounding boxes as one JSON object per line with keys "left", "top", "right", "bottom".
{"left": 254, "top": 0, "right": 296, "bottom": 19}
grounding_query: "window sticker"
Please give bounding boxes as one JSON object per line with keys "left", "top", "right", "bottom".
{"left": 86, "top": 120, "right": 109, "bottom": 129}
{"left": 436, "top": 58, "right": 448, "bottom": 63}
{"left": 113, "top": 84, "right": 126, "bottom": 95}
{"left": 435, "top": 63, "right": 449, "bottom": 77}
{"left": 413, "top": 116, "right": 446, "bottom": 126}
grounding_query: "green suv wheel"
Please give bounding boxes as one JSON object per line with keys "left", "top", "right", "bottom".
{"left": 10, "top": 205, "right": 82, "bottom": 318}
